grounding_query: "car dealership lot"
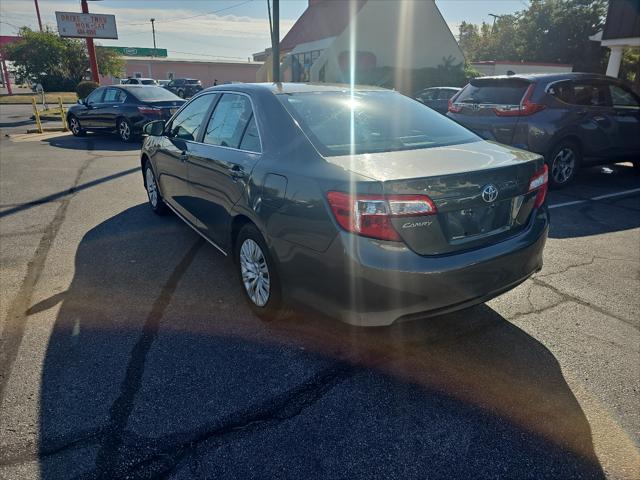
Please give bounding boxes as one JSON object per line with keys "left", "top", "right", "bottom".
{"left": 0, "top": 112, "right": 638, "bottom": 479}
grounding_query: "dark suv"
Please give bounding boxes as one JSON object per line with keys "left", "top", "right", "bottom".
{"left": 164, "top": 78, "right": 203, "bottom": 98}
{"left": 447, "top": 73, "right": 640, "bottom": 188}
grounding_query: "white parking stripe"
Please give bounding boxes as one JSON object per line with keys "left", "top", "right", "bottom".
{"left": 590, "top": 187, "right": 640, "bottom": 201}
{"left": 548, "top": 200, "right": 586, "bottom": 209}
{"left": 548, "top": 187, "right": 640, "bottom": 209}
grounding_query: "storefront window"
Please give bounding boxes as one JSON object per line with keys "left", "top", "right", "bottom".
{"left": 292, "top": 49, "right": 323, "bottom": 82}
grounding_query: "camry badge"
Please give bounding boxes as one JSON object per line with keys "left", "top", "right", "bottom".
{"left": 481, "top": 184, "right": 499, "bottom": 203}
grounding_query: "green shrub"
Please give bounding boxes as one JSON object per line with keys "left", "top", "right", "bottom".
{"left": 76, "top": 81, "right": 99, "bottom": 99}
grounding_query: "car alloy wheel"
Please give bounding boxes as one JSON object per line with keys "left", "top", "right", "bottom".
{"left": 145, "top": 166, "right": 158, "bottom": 208}
{"left": 69, "top": 117, "right": 81, "bottom": 135}
{"left": 551, "top": 147, "right": 575, "bottom": 185}
{"left": 239, "top": 238, "right": 271, "bottom": 307}
{"left": 118, "top": 119, "right": 131, "bottom": 141}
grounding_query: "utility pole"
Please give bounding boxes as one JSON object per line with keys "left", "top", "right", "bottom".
{"left": 34, "top": 0, "right": 43, "bottom": 31}
{"left": 271, "top": 0, "right": 279, "bottom": 83}
{"left": 150, "top": 18, "right": 157, "bottom": 56}
{"left": 81, "top": 0, "right": 100, "bottom": 83}
{"left": 489, "top": 13, "right": 500, "bottom": 34}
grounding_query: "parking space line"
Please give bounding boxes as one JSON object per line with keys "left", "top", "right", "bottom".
{"left": 590, "top": 188, "right": 640, "bottom": 201}
{"left": 549, "top": 187, "right": 640, "bottom": 209}
{"left": 548, "top": 200, "right": 586, "bottom": 209}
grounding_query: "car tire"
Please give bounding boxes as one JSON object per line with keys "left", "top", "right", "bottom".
{"left": 144, "top": 160, "right": 168, "bottom": 215}
{"left": 117, "top": 117, "right": 133, "bottom": 142}
{"left": 235, "top": 223, "right": 289, "bottom": 321}
{"left": 177, "top": 89, "right": 185, "bottom": 98}
{"left": 546, "top": 140, "right": 581, "bottom": 189}
{"left": 68, "top": 115, "right": 85, "bottom": 137}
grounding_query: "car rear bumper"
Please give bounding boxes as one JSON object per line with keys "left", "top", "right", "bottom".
{"left": 279, "top": 208, "right": 548, "bottom": 326}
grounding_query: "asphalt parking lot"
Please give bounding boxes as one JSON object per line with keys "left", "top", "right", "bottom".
{"left": 0, "top": 106, "right": 638, "bottom": 480}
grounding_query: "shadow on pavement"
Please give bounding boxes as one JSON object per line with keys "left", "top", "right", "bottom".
{"left": 0, "top": 167, "right": 139, "bottom": 219}
{"left": 28, "top": 204, "right": 604, "bottom": 479}
{"left": 44, "top": 133, "right": 142, "bottom": 152}
{"left": 548, "top": 163, "right": 640, "bottom": 239}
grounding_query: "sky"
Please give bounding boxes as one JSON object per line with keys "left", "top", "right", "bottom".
{"left": 0, "top": 0, "right": 527, "bottom": 61}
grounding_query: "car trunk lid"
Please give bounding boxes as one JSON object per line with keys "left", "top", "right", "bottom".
{"left": 326, "top": 141, "right": 544, "bottom": 255}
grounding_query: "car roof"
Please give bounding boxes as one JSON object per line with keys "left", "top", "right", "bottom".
{"left": 420, "top": 86, "right": 461, "bottom": 90}
{"left": 473, "top": 72, "right": 615, "bottom": 83}
{"left": 114, "top": 85, "right": 164, "bottom": 90}
{"left": 202, "top": 82, "right": 389, "bottom": 95}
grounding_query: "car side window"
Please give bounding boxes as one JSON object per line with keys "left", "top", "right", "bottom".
{"left": 609, "top": 84, "right": 639, "bottom": 108}
{"left": 239, "top": 116, "right": 261, "bottom": 153}
{"left": 86, "top": 88, "right": 104, "bottom": 104}
{"left": 548, "top": 81, "right": 573, "bottom": 103}
{"left": 202, "top": 94, "right": 254, "bottom": 149}
{"left": 572, "top": 82, "right": 610, "bottom": 107}
{"left": 420, "top": 90, "right": 437, "bottom": 101}
{"left": 168, "top": 94, "right": 213, "bottom": 141}
{"left": 103, "top": 88, "right": 126, "bottom": 104}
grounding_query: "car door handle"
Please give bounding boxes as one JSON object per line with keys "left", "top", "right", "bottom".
{"left": 179, "top": 152, "right": 188, "bottom": 162}
{"left": 229, "top": 165, "right": 246, "bottom": 180}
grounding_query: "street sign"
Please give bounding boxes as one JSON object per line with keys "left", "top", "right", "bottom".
{"left": 99, "top": 46, "right": 168, "bottom": 57}
{"left": 55, "top": 11, "right": 118, "bottom": 39}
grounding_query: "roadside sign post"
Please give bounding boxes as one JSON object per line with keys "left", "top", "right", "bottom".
{"left": 81, "top": 0, "right": 99, "bottom": 83}
{"left": 55, "top": 5, "right": 118, "bottom": 84}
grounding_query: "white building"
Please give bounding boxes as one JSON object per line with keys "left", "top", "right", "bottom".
{"left": 589, "top": 0, "right": 640, "bottom": 78}
{"left": 258, "top": 0, "right": 464, "bottom": 95}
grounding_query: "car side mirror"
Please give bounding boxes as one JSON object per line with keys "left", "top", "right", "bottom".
{"left": 143, "top": 120, "right": 165, "bottom": 136}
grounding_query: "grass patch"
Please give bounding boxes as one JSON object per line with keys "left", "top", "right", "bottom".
{"left": 0, "top": 92, "right": 77, "bottom": 104}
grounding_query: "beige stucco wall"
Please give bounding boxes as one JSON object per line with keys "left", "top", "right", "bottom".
{"left": 311, "top": 0, "right": 464, "bottom": 93}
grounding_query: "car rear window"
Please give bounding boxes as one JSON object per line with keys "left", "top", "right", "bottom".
{"left": 457, "top": 79, "right": 530, "bottom": 105}
{"left": 140, "top": 79, "right": 156, "bottom": 85}
{"left": 278, "top": 90, "right": 479, "bottom": 156}
{"left": 130, "top": 86, "right": 181, "bottom": 101}
{"left": 187, "top": 79, "right": 201, "bottom": 84}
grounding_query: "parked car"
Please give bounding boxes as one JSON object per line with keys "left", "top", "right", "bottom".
{"left": 157, "top": 79, "right": 170, "bottom": 87}
{"left": 414, "top": 87, "right": 461, "bottom": 114}
{"left": 447, "top": 73, "right": 640, "bottom": 188}
{"left": 164, "top": 78, "right": 203, "bottom": 98}
{"left": 140, "top": 83, "right": 549, "bottom": 326}
{"left": 121, "top": 78, "right": 158, "bottom": 85}
{"left": 67, "top": 85, "right": 185, "bottom": 142}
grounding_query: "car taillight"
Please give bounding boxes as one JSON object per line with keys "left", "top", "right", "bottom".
{"left": 138, "top": 106, "right": 161, "bottom": 115}
{"left": 493, "top": 84, "right": 545, "bottom": 117}
{"left": 326, "top": 191, "right": 437, "bottom": 241}
{"left": 528, "top": 164, "right": 548, "bottom": 208}
{"left": 448, "top": 98, "right": 462, "bottom": 113}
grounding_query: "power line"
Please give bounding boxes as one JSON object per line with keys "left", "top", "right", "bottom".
{"left": 119, "top": 0, "right": 255, "bottom": 26}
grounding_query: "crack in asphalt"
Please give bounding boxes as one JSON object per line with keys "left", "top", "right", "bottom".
{"left": 0, "top": 427, "right": 105, "bottom": 465}
{"left": 93, "top": 239, "right": 204, "bottom": 479}
{"left": 530, "top": 277, "right": 638, "bottom": 330}
{"left": 0, "top": 152, "right": 97, "bottom": 404}
{"left": 4, "top": 362, "right": 358, "bottom": 477}
{"left": 90, "top": 362, "right": 358, "bottom": 480}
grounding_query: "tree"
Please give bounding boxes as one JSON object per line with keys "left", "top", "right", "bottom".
{"left": 457, "top": 0, "right": 608, "bottom": 72}
{"left": 96, "top": 46, "right": 125, "bottom": 78}
{"left": 4, "top": 27, "right": 125, "bottom": 90}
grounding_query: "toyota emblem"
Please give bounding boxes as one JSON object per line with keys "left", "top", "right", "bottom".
{"left": 481, "top": 184, "right": 499, "bottom": 203}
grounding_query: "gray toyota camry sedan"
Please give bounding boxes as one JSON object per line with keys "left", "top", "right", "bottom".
{"left": 140, "top": 83, "right": 549, "bottom": 326}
